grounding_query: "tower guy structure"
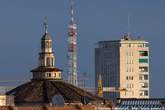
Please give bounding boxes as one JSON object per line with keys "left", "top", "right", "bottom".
{"left": 68, "top": 0, "right": 78, "bottom": 86}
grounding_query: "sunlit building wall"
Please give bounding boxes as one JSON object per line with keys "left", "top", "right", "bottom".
{"left": 95, "top": 36, "right": 149, "bottom": 101}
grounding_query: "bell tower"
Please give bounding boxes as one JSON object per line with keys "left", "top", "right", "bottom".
{"left": 39, "top": 18, "right": 55, "bottom": 67}
{"left": 31, "top": 18, "right": 62, "bottom": 80}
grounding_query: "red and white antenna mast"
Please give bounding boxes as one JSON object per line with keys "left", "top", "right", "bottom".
{"left": 67, "top": 0, "right": 78, "bottom": 86}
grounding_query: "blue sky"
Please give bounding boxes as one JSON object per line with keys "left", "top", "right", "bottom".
{"left": 0, "top": 0, "right": 165, "bottom": 98}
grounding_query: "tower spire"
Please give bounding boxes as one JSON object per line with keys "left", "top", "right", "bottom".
{"left": 70, "top": 0, "right": 74, "bottom": 23}
{"left": 97, "top": 74, "right": 103, "bottom": 97}
{"left": 43, "top": 17, "right": 48, "bottom": 34}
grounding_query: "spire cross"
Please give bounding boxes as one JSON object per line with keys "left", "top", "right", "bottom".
{"left": 43, "top": 17, "right": 48, "bottom": 34}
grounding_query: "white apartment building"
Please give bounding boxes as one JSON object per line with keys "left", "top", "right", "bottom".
{"left": 95, "top": 36, "right": 149, "bottom": 101}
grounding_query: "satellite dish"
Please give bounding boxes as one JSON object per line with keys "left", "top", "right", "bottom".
{"left": 52, "top": 95, "right": 65, "bottom": 106}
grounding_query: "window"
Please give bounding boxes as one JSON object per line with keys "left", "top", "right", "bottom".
{"left": 139, "top": 75, "right": 148, "bottom": 80}
{"left": 144, "top": 90, "right": 148, "bottom": 96}
{"left": 132, "top": 52, "right": 134, "bottom": 56}
{"left": 46, "top": 73, "right": 51, "bottom": 77}
{"left": 49, "top": 41, "right": 52, "bottom": 48}
{"left": 126, "top": 76, "right": 133, "bottom": 80}
{"left": 48, "top": 73, "right": 51, "bottom": 77}
{"left": 139, "top": 59, "right": 148, "bottom": 63}
{"left": 59, "top": 73, "right": 61, "bottom": 77}
{"left": 139, "top": 75, "right": 143, "bottom": 80}
{"left": 126, "top": 68, "right": 129, "bottom": 72}
{"left": 46, "top": 58, "right": 50, "bottom": 66}
{"left": 140, "top": 92, "right": 143, "bottom": 96}
{"left": 142, "top": 83, "right": 148, "bottom": 88}
{"left": 139, "top": 67, "right": 148, "bottom": 72}
{"left": 139, "top": 51, "right": 148, "bottom": 56}
{"left": 51, "top": 58, "right": 54, "bottom": 66}
{"left": 47, "top": 57, "right": 54, "bottom": 67}
{"left": 45, "top": 41, "right": 49, "bottom": 48}
{"left": 127, "top": 83, "right": 134, "bottom": 88}
{"left": 144, "top": 75, "right": 148, "bottom": 80}
{"left": 138, "top": 44, "right": 143, "bottom": 47}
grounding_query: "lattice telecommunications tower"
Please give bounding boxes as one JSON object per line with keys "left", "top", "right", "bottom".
{"left": 67, "top": 0, "right": 78, "bottom": 86}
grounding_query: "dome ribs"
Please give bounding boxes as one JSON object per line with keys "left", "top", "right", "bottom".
{"left": 42, "top": 81, "right": 49, "bottom": 103}
{"left": 7, "top": 80, "right": 103, "bottom": 105}
{"left": 50, "top": 81, "right": 71, "bottom": 102}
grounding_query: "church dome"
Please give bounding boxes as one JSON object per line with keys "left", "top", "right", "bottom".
{"left": 6, "top": 80, "right": 103, "bottom": 105}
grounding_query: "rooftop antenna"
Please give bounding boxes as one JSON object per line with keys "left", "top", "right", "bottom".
{"left": 70, "top": 0, "right": 74, "bottom": 23}
{"left": 127, "top": 14, "right": 131, "bottom": 37}
{"left": 43, "top": 17, "right": 48, "bottom": 34}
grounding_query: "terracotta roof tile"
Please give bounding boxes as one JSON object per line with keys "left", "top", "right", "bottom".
{"left": 0, "top": 105, "right": 95, "bottom": 110}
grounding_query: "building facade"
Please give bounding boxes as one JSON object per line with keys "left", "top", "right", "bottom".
{"left": 95, "top": 36, "right": 149, "bottom": 101}
{"left": 0, "top": 95, "right": 14, "bottom": 106}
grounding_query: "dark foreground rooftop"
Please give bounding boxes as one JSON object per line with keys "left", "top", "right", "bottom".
{"left": 6, "top": 80, "right": 103, "bottom": 105}
{"left": 0, "top": 105, "right": 95, "bottom": 110}
{"left": 116, "top": 98, "right": 165, "bottom": 109}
